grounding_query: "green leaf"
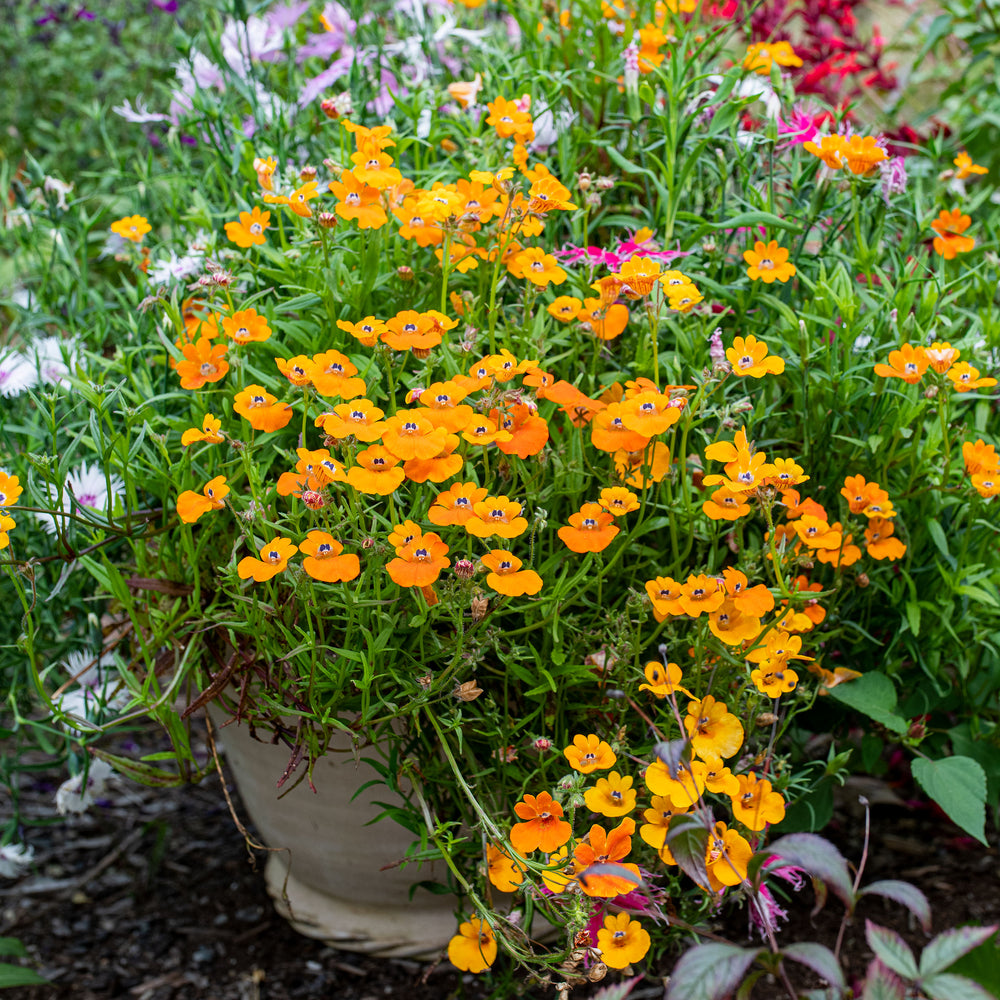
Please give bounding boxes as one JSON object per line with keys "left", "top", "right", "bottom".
{"left": 858, "top": 881, "right": 931, "bottom": 933}
{"left": 926, "top": 519, "right": 956, "bottom": 571}
{"left": 665, "top": 943, "right": 760, "bottom": 1000}
{"left": 0, "top": 962, "right": 50, "bottom": 987}
{"left": 828, "top": 672, "right": 908, "bottom": 735}
{"left": 910, "top": 756, "right": 988, "bottom": 845}
{"left": 865, "top": 922, "right": 918, "bottom": 980}
{"left": 665, "top": 814, "right": 711, "bottom": 890}
{"left": 781, "top": 942, "right": 845, "bottom": 991}
{"left": 921, "top": 973, "right": 996, "bottom": 1000}
{"left": 919, "top": 927, "right": 998, "bottom": 978}
{"left": 905, "top": 601, "right": 920, "bottom": 637}
{"left": 709, "top": 211, "right": 803, "bottom": 234}
{"left": 761, "top": 834, "right": 854, "bottom": 907}
{"left": 0, "top": 941, "right": 27, "bottom": 959}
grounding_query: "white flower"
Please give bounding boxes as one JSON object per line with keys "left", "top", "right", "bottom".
{"left": 0, "top": 842, "right": 34, "bottom": 878}
{"left": 55, "top": 760, "right": 114, "bottom": 816}
{"left": 43, "top": 176, "right": 74, "bottom": 211}
{"left": 31, "top": 335, "right": 76, "bottom": 386}
{"left": 0, "top": 348, "right": 38, "bottom": 397}
{"left": 112, "top": 97, "right": 170, "bottom": 124}
{"left": 221, "top": 15, "right": 284, "bottom": 77}
{"left": 147, "top": 250, "right": 204, "bottom": 286}
{"left": 36, "top": 462, "right": 126, "bottom": 535}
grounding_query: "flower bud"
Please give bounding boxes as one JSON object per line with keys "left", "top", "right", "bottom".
{"left": 856, "top": 572, "right": 869, "bottom": 588}
{"left": 397, "top": 265, "right": 414, "bottom": 282}
{"left": 317, "top": 212, "right": 337, "bottom": 229}
{"left": 454, "top": 559, "right": 476, "bottom": 580}
{"left": 299, "top": 165, "right": 317, "bottom": 182}
{"left": 755, "top": 712, "right": 778, "bottom": 727}
{"left": 533, "top": 736, "right": 553, "bottom": 752}
{"left": 300, "top": 490, "right": 325, "bottom": 510}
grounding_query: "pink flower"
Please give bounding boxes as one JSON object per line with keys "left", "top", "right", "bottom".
{"left": 556, "top": 244, "right": 624, "bottom": 270}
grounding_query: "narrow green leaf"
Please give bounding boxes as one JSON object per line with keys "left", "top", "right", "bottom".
{"left": 0, "top": 940, "right": 27, "bottom": 959}
{"left": 911, "top": 756, "right": 988, "bottom": 845}
{"left": 0, "top": 962, "right": 50, "bottom": 987}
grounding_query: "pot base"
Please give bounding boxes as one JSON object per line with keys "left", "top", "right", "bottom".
{"left": 264, "top": 853, "right": 457, "bottom": 959}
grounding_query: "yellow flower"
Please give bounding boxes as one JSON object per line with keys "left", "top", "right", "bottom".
{"left": 684, "top": 696, "right": 744, "bottom": 760}
{"left": 583, "top": 771, "right": 637, "bottom": 817}
{"left": 596, "top": 913, "right": 651, "bottom": 970}
{"left": 486, "top": 844, "right": 524, "bottom": 892}
{"left": 447, "top": 917, "right": 497, "bottom": 973}
{"left": 743, "top": 240, "right": 796, "bottom": 284}
{"left": 110, "top": 214, "right": 151, "bottom": 242}
{"left": 730, "top": 772, "right": 786, "bottom": 830}
{"left": 563, "top": 733, "right": 616, "bottom": 773}
{"left": 954, "top": 151, "right": 987, "bottom": 180}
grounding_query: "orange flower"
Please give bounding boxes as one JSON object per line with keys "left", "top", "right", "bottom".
{"left": 925, "top": 341, "right": 960, "bottom": 374}
{"left": 349, "top": 142, "right": 402, "bottom": 190}
{"left": 614, "top": 441, "right": 672, "bottom": 488}
{"left": 314, "top": 399, "right": 386, "bottom": 442}
{"left": 176, "top": 338, "right": 229, "bottom": 390}
{"left": 224, "top": 206, "right": 270, "bottom": 247}
{"left": 510, "top": 791, "right": 571, "bottom": 854}
{"left": 447, "top": 73, "right": 483, "bottom": 108}
{"left": 598, "top": 486, "right": 639, "bottom": 516}
{"left": 309, "top": 351, "right": 366, "bottom": 399}
{"left": 461, "top": 415, "right": 513, "bottom": 447}
{"left": 557, "top": 503, "right": 620, "bottom": 553}
{"left": 386, "top": 532, "right": 451, "bottom": 587}
{"left": 427, "top": 482, "right": 489, "bottom": 526}
{"left": 577, "top": 298, "right": 629, "bottom": 340}
{"left": 346, "top": 446, "right": 406, "bottom": 495}
{"left": 573, "top": 818, "right": 641, "bottom": 898}
{"left": 403, "top": 435, "right": 463, "bottom": 484}
{"left": 793, "top": 514, "right": 842, "bottom": 550}
{"left": 841, "top": 475, "right": 886, "bottom": 515}
{"left": 263, "top": 180, "right": 320, "bottom": 218}
{"left": 750, "top": 665, "right": 799, "bottom": 697}
{"left": 485, "top": 95, "right": 534, "bottom": 144}
{"left": 730, "top": 772, "right": 785, "bottom": 830}
{"left": 743, "top": 240, "right": 796, "bottom": 283}
{"left": 803, "top": 133, "right": 847, "bottom": 170}
{"left": 237, "top": 536, "right": 298, "bottom": 582}
{"left": 616, "top": 257, "right": 663, "bottom": 298}
{"left": 176, "top": 475, "right": 229, "bottom": 523}
{"left": 447, "top": 917, "right": 496, "bottom": 974}
{"left": 954, "top": 151, "right": 987, "bottom": 180}
{"left": 842, "top": 135, "right": 889, "bottom": 176}
{"left": 110, "top": 214, "right": 151, "bottom": 242}
{"left": 382, "top": 310, "right": 441, "bottom": 353}
{"left": 336, "top": 316, "right": 386, "bottom": 348}
{"left": 275, "top": 448, "right": 344, "bottom": 497}
{"left": 746, "top": 630, "right": 812, "bottom": 674}
{"left": 930, "top": 208, "right": 975, "bottom": 259}
{"left": 726, "top": 335, "right": 785, "bottom": 377}
{"left": 486, "top": 844, "right": 524, "bottom": 893}
{"left": 620, "top": 391, "right": 681, "bottom": 437}
{"left": 465, "top": 496, "right": 528, "bottom": 539}
{"left": 865, "top": 517, "right": 906, "bottom": 560}
{"left": 743, "top": 40, "right": 802, "bottom": 74}
{"left": 596, "top": 913, "right": 651, "bottom": 970}
{"left": 233, "top": 385, "right": 293, "bottom": 432}
{"left": 480, "top": 550, "right": 543, "bottom": 596}
{"left": 873, "top": 343, "right": 929, "bottom": 383}
{"left": 222, "top": 308, "right": 272, "bottom": 346}
{"left": 963, "top": 439, "right": 999, "bottom": 477}
{"left": 684, "top": 696, "right": 744, "bottom": 760}
{"left": 564, "top": 733, "right": 616, "bottom": 773}
{"left": 678, "top": 574, "right": 726, "bottom": 617}
{"left": 548, "top": 295, "right": 584, "bottom": 323}
{"left": 972, "top": 471, "right": 1000, "bottom": 499}
{"left": 493, "top": 403, "right": 549, "bottom": 459}
{"left": 527, "top": 175, "right": 576, "bottom": 213}
{"left": 181, "top": 414, "right": 225, "bottom": 447}
{"left": 299, "top": 531, "right": 360, "bottom": 583}
{"left": 508, "top": 247, "right": 567, "bottom": 287}
{"left": 708, "top": 601, "right": 762, "bottom": 645}
{"left": 328, "top": 171, "right": 387, "bottom": 229}
{"left": 702, "top": 487, "right": 751, "bottom": 521}
{"left": 417, "top": 381, "right": 475, "bottom": 433}
{"left": 387, "top": 521, "right": 423, "bottom": 553}
{"left": 381, "top": 412, "right": 450, "bottom": 461}
{"left": 275, "top": 355, "right": 313, "bottom": 388}
{"left": 591, "top": 404, "right": 650, "bottom": 453}
{"left": 947, "top": 362, "right": 997, "bottom": 393}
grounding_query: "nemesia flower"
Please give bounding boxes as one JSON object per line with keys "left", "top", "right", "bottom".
{"left": 0, "top": 472, "right": 24, "bottom": 510}
{"left": 574, "top": 818, "right": 641, "bottom": 898}
{"left": 727, "top": 335, "right": 785, "bottom": 377}
{"left": 181, "top": 414, "right": 225, "bottom": 447}
{"left": 684, "top": 696, "right": 744, "bottom": 759}
{"left": 645, "top": 758, "right": 708, "bottom": 809}
{"left": 954, "top": 151, "right": 987, "bottom": 180}
{"left": 237, "top": 536, "right": 298, "bottom": 582}
{"left": 743, "top": 240, "right": 796, "bottom": 284}
{"left": 963, "top": 439, "right": 999, "bottom": 477}
{"left": 865, "top": 517, "right": 906, "bottom": 560}
{"left": 639, "top": 795, "right": 691, "bottom": 863}
{"left": 702, "top": 487, "right": 751, "bottom": 520}
{"left": 803, "top": 133, "right": 847, "bottom": 169}
{"left": 557, "top": 503, "right": 620, "bottom": 553}
{"left": 731, "top": 772, "right": 785, "bottom": 830}
{"left": 110, "top": 214, "right": 151, "bottom": 242}
{"left": 584, "top": 771, "right": 637, "bottom": 817}
{"left": 486, "top": 844, "right": 524, "bottom": 893}
{"left": 309, "top": 351, "right": 366, "bottom": 399}
{"left": 709, "top": 601, "right": 763, "bottom": 645}
{"left": 564, "top": 734, "right": 616, "bottom": 773}
{"left": 705, "top": 821, "right": 752, "bottom": 891}
{"left": 599, "top": 486, "right": 639, "bottom": 516}
{"left": 508, "top": 247, "right": 567, "bottom": 287}
{"left": 842, "top": 135, "right": 888, "bottom": 176}
{"left": 336, "top": 317, "right": 385, "bottom": 348}
{"left": 620, "top": 391, "right": 681, "bottom": 437}
{"left": 615, "top": 441, "right": 673, "bottom": 488}
{"left": 638, "top": 660, "right": 690, "bottom": 698}
{"left": 447, "top": 917, "right": 496, "bottom": 973}
{"left": 233, "top": 384, "right": 293, "bottom": 432}
{"left": 275, "top": 355, "right": 313, "bottom": 388}
{"left": 223, "top": 308, "right": 272, "bottom": 346}
{"left": 578, "top": 298, "right": 630, "bottom": 340}
{"left": 386, "top": 533, "right": 451, "bottom": 587}
{"left": 447, "top": 73, "right": 483, "bottom": 109}
{"left": 465, "top": 496, "right": 528, "bottom": 539}
{"left": 645, "top": 576, "right": 685, "bottom": 620}
{"left": 263, "top": 179, "right": 320, "bottom": 218}
{"left": 346, "top": 446, "right": 405, "bottom": 495}
{"left": 299, "top": 531, "right": 360, "bottom": 582}
{"left": 224, "top": 206, "right": 270, "bottom": 247}
{"left": 328, "top": 170, "right": 388, "bottom": 229}
{"left": 510, "top": 791, "right": 572, "bottom": 854}
{"left": 924, "top": 342, "right": 960, "bottom": 374}
{"left": 175, "top": 338, "right": 229, "bottom": 389}
{"left": 596, "top": 913, "right": 651, "bottom": 970}
{"left": 947, "top": 362, "right": 997, "bottom": 393}
{"left": 930, "top": 209, "right": 975, "bottom": 259}
{"left": 480, "top": 550, "right": 543, "bottom": 596}
{"left": 743, "top": 41, "right": 802, "bottom": 75}
{"left": 176, "top": 475, "right": 229, "bottom": 523}
{"left": 873, "top": 343, "right": 928, "bottom": 383}
{"left": 677, "top": 574, "right": 726, "bottom": 617}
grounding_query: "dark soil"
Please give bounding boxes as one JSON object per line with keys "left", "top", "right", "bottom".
{"left": 4, "top": 733, "right": 998, "bottom": 1000}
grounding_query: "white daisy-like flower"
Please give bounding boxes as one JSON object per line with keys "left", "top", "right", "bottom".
{"left": 36, "top": 462, "right": 126, "bottom": 535}
{"left": 55, "top": 760, "right": 114, "bottom": 816}
{"left": 0, "top": 842, "right": 34, "bottom": 878}
{"left": 111, "top": 96, "right": 170, "bottom": 124}
{"left": 0, "top": 348, "right": 38, "bottom": 397}
{"left": 31, "top": 335, "right": 76, "bottom": 386}
{"left": 147, "top": 250, "right": 204, "bottom": 286}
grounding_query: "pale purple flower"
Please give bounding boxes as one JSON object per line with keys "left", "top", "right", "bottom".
{"left": 298, "top": 2, "right": 355, "bottom": 61}
{"left": 56, "top": 760, "right": 114, "bottom": 815}
{"left": 32, "top": 335, "right": 77, "bottom": 385}
{"left": 268, "top": 1, "right": 310, "bottom": 30}
{"left": 623, "top": 40, "right": 640, "bottom": 93}
{"left": 709, "top": 327, "right": 726, "bottom": 365}
{"left": 36, "top": 462, "right": 126, "bottom": 535}
{"left": 880, "top": 155, "right": 907, "bottom": 205}
{"left": 221, "top": 15, "right": 284, "bottom": 77}
{"left": 148, "top": 250, "right": 204, "bottom": 286}
{"left": 368, "top": 69, "right": 407, "bottom": 117}
{"left": 298, "top": 52, "right": 356, "bottom": 107}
